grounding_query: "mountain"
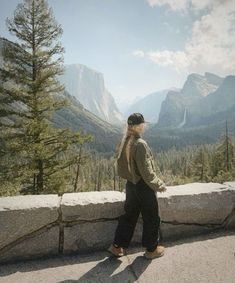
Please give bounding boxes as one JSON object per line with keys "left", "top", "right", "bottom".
{"left": 51, "top": 92, "right": 122, "bottom": 154}
{"left": 181, "top": 72, "right": 222, "bottom": 97}
{"left": 124, "top": 89, "right": 178, "bottom": 123}
{"left": 116, "top": 95, "right": 142, "bottom": 114}
{"left": 144, "top": 72, "right": 235, "bottom": 151}
{"left": 157, "top": 72, "right": 225, "bottom": 128}
{"left": 59, "top": 64, "right": 124, "bottom": 126}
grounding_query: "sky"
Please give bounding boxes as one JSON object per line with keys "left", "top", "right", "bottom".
{"left": 0, "top": 0, "right": 235, "bottom": 108}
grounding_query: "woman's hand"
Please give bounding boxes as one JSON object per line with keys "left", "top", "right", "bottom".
{"left": 157, "top": 185, "right": 167, "bottom": 193}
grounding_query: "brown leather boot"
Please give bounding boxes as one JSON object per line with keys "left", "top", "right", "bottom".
{"left": 108, "top": 244, "right": 125, "bottom": 257}
{"left": 144, "top": 245, "right": 165, "bottom": 259}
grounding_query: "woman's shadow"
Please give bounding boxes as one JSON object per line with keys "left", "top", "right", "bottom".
{"left": 58, "top": 254, "right": 151, "bottom": 283}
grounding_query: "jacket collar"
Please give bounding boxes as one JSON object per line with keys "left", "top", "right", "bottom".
{"left": 127, "top": 132, "right": 141, "bottom": 139}
{"left": 133, "top": 132, "right": 141, "bottom": 138}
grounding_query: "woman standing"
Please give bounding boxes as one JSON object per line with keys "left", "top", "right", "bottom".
{"left": 108, "top": 113, "right": 167, "bottom": 260}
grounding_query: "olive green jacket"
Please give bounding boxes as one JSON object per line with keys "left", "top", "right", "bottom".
{"left": 115, "top": 133, "right": 165, "bottom": 192}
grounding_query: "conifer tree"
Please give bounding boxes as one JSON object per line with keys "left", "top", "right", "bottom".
{"left": 191, "top": 146, "right": 210, "bottom": 182}
{"left": 213, "top": 121, "right": 234, "bottom": 176}
{"left": 0, "top": 0, "right": 92, "bottom": 194}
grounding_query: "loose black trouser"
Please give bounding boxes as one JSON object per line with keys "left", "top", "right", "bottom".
{"left": 113, "top": 178, "right": 161, "bottom": 252}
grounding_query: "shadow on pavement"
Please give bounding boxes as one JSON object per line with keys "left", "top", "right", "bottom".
{"left": 58, "top": 255, "right": 151, "bottom": 283}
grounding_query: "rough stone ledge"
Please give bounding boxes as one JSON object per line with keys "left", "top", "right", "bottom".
{"left": 0, "top": 194, "right": 60, "bottom": 250}
{"left": 0, "top": 182, "right": 234, "bottom": 264}
{"left": 0, "top": 225, "right": 59, "bottom": 264}
{"left": 157, "top": 183, "right": 235, "bottom": 225}
{"left": 0, "top": 222, "right": 59, "bottom": 254}
{"left": 61, "top": 191, "right": 125, "bottom": 221}
{"left": 162, "top": 207, "right": 235, "bottom": 228}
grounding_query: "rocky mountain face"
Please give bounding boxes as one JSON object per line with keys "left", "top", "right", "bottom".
{"left": 124, "top": 89, "right": 177, "bottom": 123}
{"left": 157, "top": 72, "right": 228, "bottom": 128}
{"left": 59, "top": 64, "right": 124, "bottom": 126}
{"left": 51, "top": 91, "right": 121, "bottom": 154}
{"left": 144, "top": 72, "right": 235, "bottom": 151}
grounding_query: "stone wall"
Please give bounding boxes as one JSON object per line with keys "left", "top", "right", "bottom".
{"left": 0, "top": 182, "right": 234, "bottom": 264}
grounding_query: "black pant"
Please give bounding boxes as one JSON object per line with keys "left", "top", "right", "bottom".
{"left": 113, "top": 178, "right": 161, "bottom": 252}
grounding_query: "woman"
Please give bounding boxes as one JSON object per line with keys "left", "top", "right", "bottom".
{"left": 108, "top": 112, "right": 167, "bottom": 260}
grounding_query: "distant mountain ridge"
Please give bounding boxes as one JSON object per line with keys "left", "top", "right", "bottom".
{"left": 124, "top": 88, "right": 179, "bottom": 123}
{"left": 51, "top": 91, "right": 121, "bottom": 154}
{"left": 59, "top": 64, "right": 124, "bottom": 125}
{"left": 181, "top": 72, "right": 223, "bottom": 97}
{"left": 144, "top": 72, "right": 235, "bottom": 151}
{"left": 157, "top": 72, "right": 232, "bottom": 128}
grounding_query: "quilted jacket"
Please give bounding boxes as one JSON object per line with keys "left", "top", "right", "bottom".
{"left": 115, "top": 132, "right": 165, "bottom": 192}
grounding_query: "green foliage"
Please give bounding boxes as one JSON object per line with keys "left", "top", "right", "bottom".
{"left": 190, "top": 146, "right": 211, "bottom": 182}
{"left": 212, "top": 122, "right": 234, "bottom": 175}
{"left": 156, "top": 123, "right": 235, "bottom": 185}
{"left": 212, "top": 170, "right": 235, "bottom": 183}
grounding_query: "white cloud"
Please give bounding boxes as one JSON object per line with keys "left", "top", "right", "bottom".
{"left": 147, "top": 0, "right": 216, "bottom": 12}
{"left": 190, "top": 0, "right": 213, "bottom": 11}
{"left": 138, "top": 0, "right": 235, "bottom": 74}
{"left": 185, "top": 1, "right": 235, "bottom": 72}
{"left": 147, "top": 0, "right": 188, "bottom": 11}
{"left": 147, "top": 50, "right": 190, "bottom": 72}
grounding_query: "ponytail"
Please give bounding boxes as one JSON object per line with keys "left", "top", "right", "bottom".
{"left": 114, "top": 124, "right": 138, "bottom": 172}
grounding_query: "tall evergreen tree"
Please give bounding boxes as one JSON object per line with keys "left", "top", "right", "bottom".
{"left": 213, "top": 121, "right": 234, "bottom": 176}
{"left": 0, "top": 0, "right": 92, "bottom": 194}
{"left": 191, "top": 146, "right": 210, "bottom": 182}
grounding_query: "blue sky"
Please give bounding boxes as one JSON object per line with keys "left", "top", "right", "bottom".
{"left": 0, "top": 0, "right": 234, "bottom": 107}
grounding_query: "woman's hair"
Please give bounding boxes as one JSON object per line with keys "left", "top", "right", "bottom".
{"left": 114, "top": 124, "right": 139, "bottom": 171}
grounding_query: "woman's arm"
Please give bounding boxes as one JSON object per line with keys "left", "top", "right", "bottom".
{"left": 135, "top": 142, "right": 166, "bottom": 192}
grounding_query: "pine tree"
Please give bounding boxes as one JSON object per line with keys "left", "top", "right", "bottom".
{"left": 0, "top": 0, "right": 93, "bottom": 194}
{"left": 213, "top": 121, "right": 234, "bottom": 176}
{"left": 191, "top": 146, "right": 210, "bottom": 182}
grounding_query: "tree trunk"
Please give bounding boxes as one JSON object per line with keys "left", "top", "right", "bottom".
{"left": 36, "top": 159, "right": 43, "bottom": 192}
{"left": 74, "top": 145, "right": 83, "bottom": 191}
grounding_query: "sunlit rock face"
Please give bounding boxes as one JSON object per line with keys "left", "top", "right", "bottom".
{"left": 59, "top": 64, "right": 124, "bottom": 126}
{"left": 157, "top": 72, "right": 235, "bottom": 128}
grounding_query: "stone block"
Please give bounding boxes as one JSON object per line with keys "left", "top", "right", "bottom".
{"left": 0, "top": 194, "right": 60, "bottom": 250}
{"left": 63, "top": 220, "right": 117, "bottom": 253}
{"left": 61, "top": 191, "right": 125, "bottom": 222}
{"left": 0, "top": 225, "right": 59, "bottom": 264}
{"left": 157, "top": 182, "right": 235, "bottom": 225}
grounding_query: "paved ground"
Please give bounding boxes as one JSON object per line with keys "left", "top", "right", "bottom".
{"left": 0, "top": 229, "right": 235, "bottom": 283}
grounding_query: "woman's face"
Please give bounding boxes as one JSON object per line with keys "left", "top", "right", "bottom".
{"left": 134, "top": 123, "right": 146, "bottom": 133}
